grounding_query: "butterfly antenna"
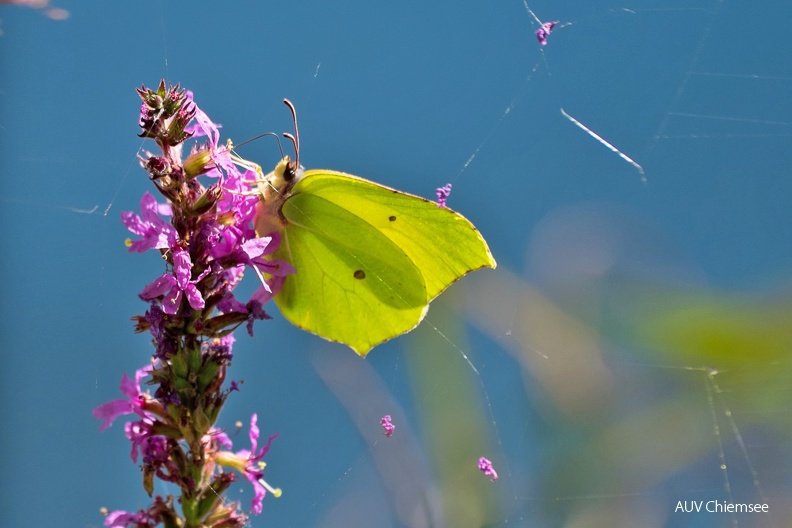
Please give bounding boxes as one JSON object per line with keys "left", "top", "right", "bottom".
{"left": 282, "top": 98, "right": 300, "bottom": 166}
{"left": 232, "top": 132, "right": 284, "bottom": 158}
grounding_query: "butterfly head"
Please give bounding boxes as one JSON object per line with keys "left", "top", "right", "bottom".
{"left": 254, "top": 155, "right": 305, "bottom": 236}
{"left": 261, "top": 155, "right": 304, "bottom": 193}
{"left": 253, "top": 99, "right": 306, "bottom": 237}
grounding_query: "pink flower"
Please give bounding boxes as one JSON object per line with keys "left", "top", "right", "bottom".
{"left": 435, "top": 183, "right": 452, "bottom": 208}
{"left": 121, "top": 192, "right": 177, "bottom": 253}
{"left": 535, "top": 20, "right": 559, "bottom": 46}
{"left": 380, "top": 415, "right": 395, "bottom": 437}
{"left": 140, "top": 249, "right": 209, "bottom": 314}
{"left": 478, "top": 456, "right": 498, "bottom": 481}
{"left": 92, "top": 365, "right": 155, "bottom": 431}
{"left": 215, "top": 414, "right": 281, "bottom": 515}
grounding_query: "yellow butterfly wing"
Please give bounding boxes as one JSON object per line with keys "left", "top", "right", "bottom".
{"left": 273, "top": 170, "right": 496, "bottom": 356}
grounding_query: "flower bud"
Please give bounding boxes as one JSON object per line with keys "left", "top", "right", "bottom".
{"left": 142, "top": 155, "right": 172, "bottom": 180}
{"left": 136, "top": 80, "right": 195, "bottom": 146}
{"left": 184, "top": 149, "right": 214, "bottom": 179}
{"left": 190, "top": 184, "right": 222, "bottom": 216}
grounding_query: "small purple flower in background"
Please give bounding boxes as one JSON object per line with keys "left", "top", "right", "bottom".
{"left": 380, "top": 415, "right": 395, "bottom": 437}
{"left": 435, "top": 183, "right": 452, "bottom": 208}
{"left": 0, "top": 0, "right": 69, "bottom": 24}
{"left": 535, "top": 20, "right": 559, "bottom": 46}
{"left": 478, "top": 456, "right": 498, "bottom": 481}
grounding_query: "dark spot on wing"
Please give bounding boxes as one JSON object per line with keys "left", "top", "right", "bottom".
{"left": 389, "top": 215, "right": 396, "bottom": 222}
{"left": 353, "top": 269, "right": 366, "bottom": 280}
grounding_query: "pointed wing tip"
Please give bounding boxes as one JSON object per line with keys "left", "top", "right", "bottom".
{"left": 351, "top": 345, "right": 372, "bottom": 357}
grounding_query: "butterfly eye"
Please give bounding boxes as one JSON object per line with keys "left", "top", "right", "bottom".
{"left": 283, "top": 161, "right": 299, "bottom": 182}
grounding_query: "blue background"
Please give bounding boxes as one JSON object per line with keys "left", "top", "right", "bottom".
{"left": 1, "top": 1, "right": 791, "bottom": 527}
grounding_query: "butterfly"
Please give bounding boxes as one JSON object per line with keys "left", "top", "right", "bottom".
{"left": 253, "top": 100, "right": 496, "bottom": 356}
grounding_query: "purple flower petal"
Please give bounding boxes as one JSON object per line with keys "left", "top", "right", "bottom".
{"left": 140, "top": 274, "right": 177, "bottom": 301}
{"left": 241, "top": 237, "right": 272, "bottom": 260}
{"left": 93, "top": 365, "right": 154, "bottom": 431}
{"left": 93, "top": 399, "right": 134, "bottom": 432}
{"left": 218, "top": 292, "right": 247, "bottom": 314}
{"left": 185, "top": 102, "right": 221, "bottom": 147}
{"left": 249, "top": 413, "right": 260, "bottom": 451}
{"left": 172, "top": 250, "right": 193, "bottom": 288}
{"left": 104, "top": 509, "right": 146, "bottom": 527}
{"left": 161, "top": 287, "right": 183, "bottom": 315}
{"left": 184, "top": 284, "right": 205, "bottom": 310}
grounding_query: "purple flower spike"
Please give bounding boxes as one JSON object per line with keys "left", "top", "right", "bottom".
{"left": 478, "top": 456, "right": 498, "bottom": 481}
{"left": 380, "top": 415, "right": 395, "bottom": 437}
{"left": 435, "top": 183, "right": 452, "bottom": 208}
{"left": 109, "top": 83, "right": 298, "bottom": 525}
{"left": 535, "top": 20, "right": 559, "bottom": 46}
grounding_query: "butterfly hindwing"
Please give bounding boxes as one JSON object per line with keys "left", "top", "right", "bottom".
{"left": 275, "top": 188, "right": 428, "bottom": 355}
